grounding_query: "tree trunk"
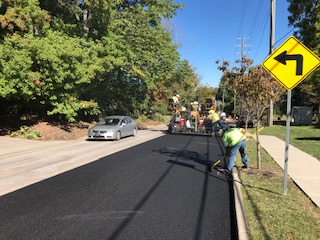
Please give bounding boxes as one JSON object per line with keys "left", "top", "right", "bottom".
{"left": 256, "top": 121, "right": 261, "bottom": 169}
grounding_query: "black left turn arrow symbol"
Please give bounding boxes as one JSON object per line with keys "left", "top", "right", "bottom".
{"left": 274, "top": 51, "right": 303, "bottom": 75}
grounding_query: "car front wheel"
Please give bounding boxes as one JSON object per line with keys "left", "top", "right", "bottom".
{"left": 115, "top": 131, "right": 121, "bottom": 141}
{"left": 133, "top": 128, "right": 137, "bottom": 136}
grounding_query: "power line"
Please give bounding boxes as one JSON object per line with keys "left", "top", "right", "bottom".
{"left": 267, "top": 27, "right": 296, "bottom": 59}
{"left": 236, "top": 0, "right": 269, "bottom": 63}
{"left": 235, "top": 0, "right": 249, "bottom": 62}
{"left": 253, "top": 12, "right": 269, "bottom": 60}
{"left": 237, "top": 0, "right": 249, "bottom": 37}
{"left": 249, "top": 0, "right": 266, "bottom": 37}
{"left": 249, "top": 0, "right": 269, "bottom": 56}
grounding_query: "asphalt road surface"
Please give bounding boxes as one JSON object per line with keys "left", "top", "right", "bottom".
{"left": 0, "top": 134, "right": 237, "bottom": 240}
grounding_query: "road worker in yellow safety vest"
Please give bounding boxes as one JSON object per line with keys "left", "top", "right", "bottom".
{"left": 172, "top": 94, "right": 179, "bottom": 103}
{"left": 172, "top": 94, "right": 181, "bottom": 108}
{"left": 208, "top": 109, "right": 223, "bottom": 133}
{"left": 191, "top": 101, "right": 199, "bottom": 111}
{"left": 222, "top": 127, "right": 250, "bottom": 178}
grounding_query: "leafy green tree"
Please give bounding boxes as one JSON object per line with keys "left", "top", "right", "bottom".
{"left": 0, "top": 0, "right": 50, "bottom": 38}
{"left": 195, "top": 85, "right": 216, "bottom": 105}
{"left": 287, "top": 0, "right": 320, "bottom": 124}
{"left": 216, "top": 74, "right": 234, "bottom": 115}
{"left": 86, "top": 3, "right": 182, "bottom": 117}
{"left": 166, "top": 60, "right": 200, "bottom": 107}
{"left": 79, "top": 0, "right": 186, "bottom": 118}
{"left": 0, "top": 0, "right": 192, "bottom": 123}
{"left": 0, "top": 31, "right": 101, "bottom": 122}
{"left": 38, "top": 0, "right": 85, "bottom": 35}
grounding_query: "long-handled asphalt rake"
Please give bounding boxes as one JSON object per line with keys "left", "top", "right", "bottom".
{"left": 208, "top": 155, "right": 226, "bottom": 172}
{"left": 212, "top": 156, "right": 224, "bottom": 167}
{"left": 246, "top": 127, "right": 264, "bottom": 140}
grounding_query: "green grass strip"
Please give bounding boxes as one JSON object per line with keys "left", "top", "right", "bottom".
{"left": 236, "top": 136, "right": 320, "bottom": 239}
{"left": 259, "top": 125, "right": 320, "bottom": 160}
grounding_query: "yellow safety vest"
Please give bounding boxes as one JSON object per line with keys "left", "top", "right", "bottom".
{"left": 208, "top": 112, "right": 219, "bottom": 123}
{"left": 223, "top": 128, "right": 246, "bottom": 147}
{"left": 172, "top": 96, "right": 178, "bottom": 103}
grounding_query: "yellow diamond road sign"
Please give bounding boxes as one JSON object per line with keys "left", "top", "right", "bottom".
{"left": 262, "top": 36, "right": 320, "bottom": 90}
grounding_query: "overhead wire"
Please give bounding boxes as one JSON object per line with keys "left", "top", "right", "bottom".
{"left": 235, "top": 0, "right": 270, "bottom": 62}
{"left": 272, "top": 2, "right": 320, "bottom": 50}
{"left": 253, "top": 13, "right": 270, "bottom": 60}
{"left": 237, "top": 0, "right": 249, "bottom": 37}
{"left": 249, "top": 0, "right": 268, "bottom": 54}
{"left": 235, "top": 1, "right": 318, "bottom": 64}
{"left": 248, "top": 0, "right": 269, "bottom": 60}
{"left": 248, "top": 0, "right": 265, "bottom": 39}
{"left": 244, "top": 0, "right": 268, "bottom": 62}
{"left": 235, "top": 0, "right": 249, "bottom": 62}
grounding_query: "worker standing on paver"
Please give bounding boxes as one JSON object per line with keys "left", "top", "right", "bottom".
{"left": 222, "top": 127, "right": 250, "bottom": 177}
{"left": 208, "top": 109, "right": 223, "bottom": 133}
{"left": 172, "top": 94, "right": 181, "bottom": 108}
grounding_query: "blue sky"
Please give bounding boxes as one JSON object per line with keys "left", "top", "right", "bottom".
{"left": 172, "top": 0, "right": 295, "bottom": 88}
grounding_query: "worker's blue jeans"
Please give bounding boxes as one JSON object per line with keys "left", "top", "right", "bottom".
{"left": 227, "top": 140, "right": 249, "bottom": 172}
{"left": 212, "top": 120, "right": 223, "bottom": 132}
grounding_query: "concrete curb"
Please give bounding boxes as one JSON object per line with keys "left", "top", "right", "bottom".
{"left": 233, "top": 173, "right": 250, "bottom": 240}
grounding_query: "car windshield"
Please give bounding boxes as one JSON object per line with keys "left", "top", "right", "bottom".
{"left": 102, "top": 118, "right": 120, "bottom": 126}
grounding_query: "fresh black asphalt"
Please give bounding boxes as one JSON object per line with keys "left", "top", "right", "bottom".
{"left": 0, "top": 134, "right": 237, "bottom": 240}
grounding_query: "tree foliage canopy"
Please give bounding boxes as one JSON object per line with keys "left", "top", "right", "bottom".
{"left": 216, "top": 58, "right": 285, "bottom": 120}
{"left": 0, "top": 0, "right": 202, "bottom": 122}
{"left": 287, "top": 0, "right": 320, "bottom": 120}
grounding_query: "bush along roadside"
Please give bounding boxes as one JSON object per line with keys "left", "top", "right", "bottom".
{"left": 10, "top": 126, "right": 41, "bottom": 139}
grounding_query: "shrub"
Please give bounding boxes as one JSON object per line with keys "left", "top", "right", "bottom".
{"left": 11, "top": 126, "right": 41, "bottom": 139}
{"left": 155, "top": 101, "right": 169, "bottom": 115}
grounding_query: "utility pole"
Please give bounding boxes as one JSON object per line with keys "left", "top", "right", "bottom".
{"left": 236, "top": 36, "right": 250, "bottom": 66}
{"left": 222, "top": 85, "right": 225, "bottom": 112}
{"left": 235, "top": 37, "right": 250, "bottom": 115}
{"left": 269, "top": 0, "right": 276, "bottom": 126}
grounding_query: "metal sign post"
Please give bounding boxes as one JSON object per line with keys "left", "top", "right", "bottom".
{"left": 284, "top": 90, "right": 291, "bottom": 195}
{"left": 262, "top": 36, "right": 320, "bottom": 195}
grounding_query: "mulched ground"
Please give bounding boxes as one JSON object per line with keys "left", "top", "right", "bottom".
{"left": 30, "top": 122, "right": 89, "bottom": 141}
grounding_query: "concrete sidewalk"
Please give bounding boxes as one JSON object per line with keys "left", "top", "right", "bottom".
{"left": 258, "top": 135, "right": 320, "bottom": 208}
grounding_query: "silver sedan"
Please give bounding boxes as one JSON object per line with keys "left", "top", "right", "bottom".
{"left": 87, "top": 116, "right": 138, "bottom": 140}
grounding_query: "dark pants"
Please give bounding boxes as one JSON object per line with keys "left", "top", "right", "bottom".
{"left": 212, "top": 120, "right": 223, "bottom": 131}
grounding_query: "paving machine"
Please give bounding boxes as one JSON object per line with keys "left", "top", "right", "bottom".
{"left": 167, "top": 98, "right": 217, "bottom": 136}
